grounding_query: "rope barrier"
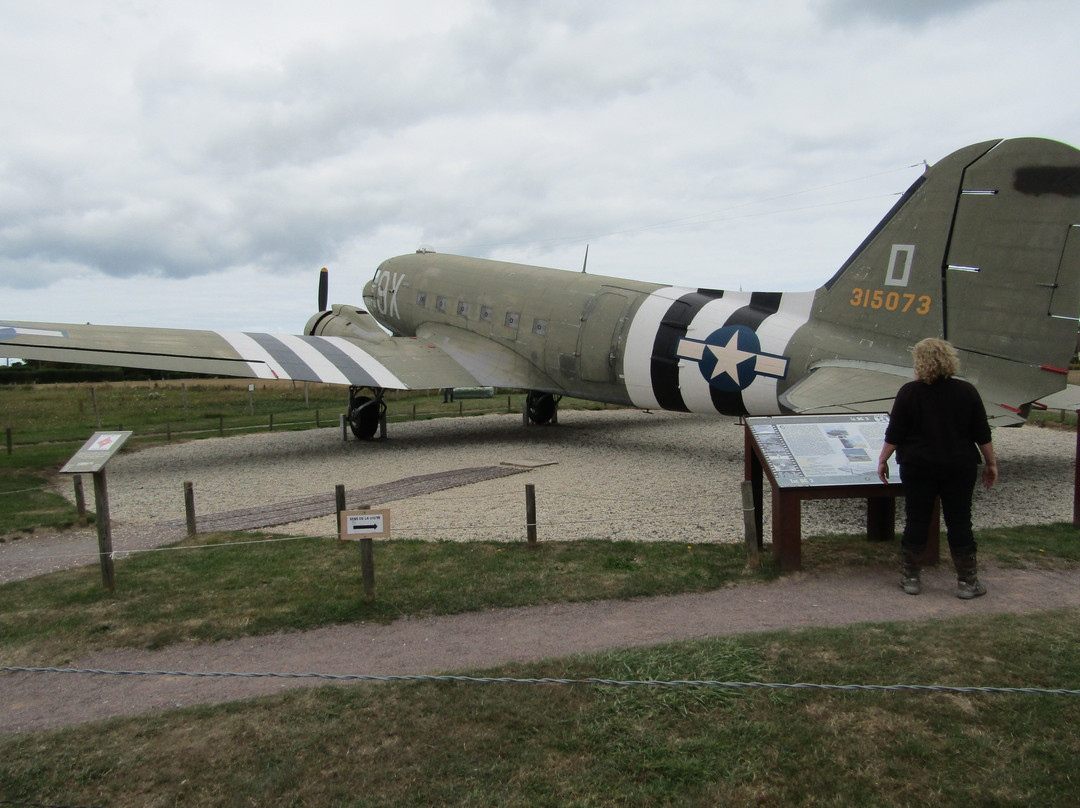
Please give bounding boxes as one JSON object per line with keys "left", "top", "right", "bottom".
{"left": 3, "top": 665, "right": 1078, "bottom": 696}
{"left": 109, "top": 534, "right": 322, "bottom": 557}
{"left": 0, "top": 534, "right": 327, "bottom": 567}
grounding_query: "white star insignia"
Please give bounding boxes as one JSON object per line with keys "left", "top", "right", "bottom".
{"left": 707, "top": 332, "right": 756, "bottom": 383}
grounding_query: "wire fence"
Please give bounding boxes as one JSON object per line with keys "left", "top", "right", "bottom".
{"left": 0, "top": 486, "right": 51, "bottom": 496}
{"left": 1, "top": 392, "right": 536, "bottom": 455}
{"left": 4, "top": 665, "right": 1079, "bottom": 697}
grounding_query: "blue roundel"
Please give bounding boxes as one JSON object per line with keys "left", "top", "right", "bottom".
{"left": 695, "top": 325, "right": 762, "bottom": 392}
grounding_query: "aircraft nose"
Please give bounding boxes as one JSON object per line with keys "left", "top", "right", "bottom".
{"left": 363, "top": 260, "right": 391, "bottom": 309}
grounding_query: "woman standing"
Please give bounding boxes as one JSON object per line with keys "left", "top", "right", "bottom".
{"left": 877, "top": 338, "right": 997, "bottom": 598}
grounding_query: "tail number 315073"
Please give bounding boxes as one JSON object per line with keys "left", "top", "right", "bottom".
{"left": 850, "top": 287, "right": 931, "bottom": 314}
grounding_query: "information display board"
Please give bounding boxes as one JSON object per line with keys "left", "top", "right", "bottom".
{"left": 60, "top": 431, "right": 134, "bottom": 474}
{"left": 746, "top": 414, "right": 898, "bottom": 488}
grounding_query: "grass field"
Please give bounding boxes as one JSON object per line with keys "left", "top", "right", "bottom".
{"left": 1, "top": 381, "right": 1079, "bottom": 806}
{"left": 0, "top": 379, "right": 538, "bottom": 450}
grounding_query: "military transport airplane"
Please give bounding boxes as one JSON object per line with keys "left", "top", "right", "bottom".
{"left": 3, "top": 136, "right": 1080, "bottom": 439}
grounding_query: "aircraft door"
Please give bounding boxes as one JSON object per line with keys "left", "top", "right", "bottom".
{"left": 578, "top": 291, "right": 629, "bottom": 383}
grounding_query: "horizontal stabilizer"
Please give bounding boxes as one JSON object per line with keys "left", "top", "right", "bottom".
{"left": 1036, "top": 384, "right": 1080, "bottom": 411}
{"left": 779, "top": 362, "right": 910, "bottom": 415}
{"left": 781, "top": 361, "right": 1026, "bottom": 426}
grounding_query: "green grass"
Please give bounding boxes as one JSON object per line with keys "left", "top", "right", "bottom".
{"left": 0, "top": 534, "right": 775, "bottom": 666}
{"left": 4, "top": 521, "right": 1079, "bottom": 668}
{"left": 0, "top": 380, "right": 349, "bottom": 443}
{"left": 0, "top": 472, "right": 90, "bottom": 534}
{"left": 1, "top": 609, "right": 1077, "bottom": 807}
{"left": 0, "top": 381, "right": 609, "bottom": 452}
{"left": 802, "top": 522, "right": 1080, "bottom": 569}
{"left": 1028, "top": 407, "right": 1078, "bottom": 429}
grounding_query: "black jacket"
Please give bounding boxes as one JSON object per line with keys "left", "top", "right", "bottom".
{"left": 884, "top": 377, "right": 992, "bottom": 468}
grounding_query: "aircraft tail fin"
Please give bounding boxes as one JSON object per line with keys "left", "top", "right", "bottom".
{"left": 810, "top": 137, "right": 1080, "bottom": 410}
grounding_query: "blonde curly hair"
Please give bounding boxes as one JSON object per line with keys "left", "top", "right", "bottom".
{"left": 912, "top": 338, "right": 959, "bottom": 383}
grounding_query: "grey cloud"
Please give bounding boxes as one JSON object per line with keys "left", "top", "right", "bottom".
{"left": 2, "top": 0, "right": 1076, "bottom": 310}
{"left": 818, "top": 0, "right": 1003, "bottom": 27}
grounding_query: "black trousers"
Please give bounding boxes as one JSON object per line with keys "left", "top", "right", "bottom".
{"left": 898, "top": 462, "right": 978, "bottom": 556}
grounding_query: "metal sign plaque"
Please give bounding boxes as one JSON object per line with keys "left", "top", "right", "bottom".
{"left": 746, "top": 414, "right": 898, "bottom": 488}
{"left": 60, "top": 431, "right": 134, "bottom": 474}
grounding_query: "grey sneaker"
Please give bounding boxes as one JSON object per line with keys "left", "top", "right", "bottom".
{"left": 957, "top": 579, "right": 987, "bottom": 599}
{"left": 899, "top": 573, "right": 921, "bottom": 596}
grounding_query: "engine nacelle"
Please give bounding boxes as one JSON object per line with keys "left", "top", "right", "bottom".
{"left": 305, "top": 305, "right": 391, "bottom": 341}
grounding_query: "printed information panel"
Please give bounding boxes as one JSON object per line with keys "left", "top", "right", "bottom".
{"left": 746, "top": 414, "right": 898, "bottom": 488}
{"left": 60, "top": 431, "right": 134, "bottom": 474}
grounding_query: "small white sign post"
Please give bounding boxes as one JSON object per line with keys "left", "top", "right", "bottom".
{"left": 339, "top": 508, "right": 390, "bottom": 603}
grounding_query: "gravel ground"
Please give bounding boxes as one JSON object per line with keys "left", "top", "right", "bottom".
{"left": 55, "top": 408, "right": 1080, "bottom": 545}
{"left": 2, "top": 408, "right": 1079, "bottom": 734}
{"left": 1, "top": 408, "right": 1077, "bottom": 581}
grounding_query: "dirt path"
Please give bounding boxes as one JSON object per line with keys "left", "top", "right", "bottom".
{"left": 4, "top": 561, "right": 1078, "bottom": 734}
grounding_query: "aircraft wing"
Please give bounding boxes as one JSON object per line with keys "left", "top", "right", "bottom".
{"left": 0, "top": 320, "right": 484, "bottom": 389}
{"left": 780, "top": 361, "right": 1028, "bottom": 427}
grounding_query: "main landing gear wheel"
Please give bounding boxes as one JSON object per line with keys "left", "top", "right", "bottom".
{"left": 525, "top": 391, "right": 560, "bottom": 425}
{"left": 348, "top": 388, "right": 386, "bottom": 440}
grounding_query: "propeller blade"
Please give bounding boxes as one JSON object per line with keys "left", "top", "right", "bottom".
{"left": 318, "top": 267, "right": 328, "bottom": 311}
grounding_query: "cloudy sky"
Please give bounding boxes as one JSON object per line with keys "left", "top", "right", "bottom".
{"left": 2, "top": 0, "right": 1078, "bottom": 335}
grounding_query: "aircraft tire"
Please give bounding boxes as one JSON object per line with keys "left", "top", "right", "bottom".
{"left": 526, "top": 391, "right": 557, "bottom": 425}
{"left": 349, "top": 395, "right": 382, "bottom": 440}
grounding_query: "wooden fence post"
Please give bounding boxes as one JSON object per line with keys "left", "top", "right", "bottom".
{"left": 92, "top": 470, "right": 116, "bottom": 591}
{"left": 90, "top": 386, "right": 100, "bottom": 429}
{"left": 358, "top": 502, "right": 375, "bottom": 603}
{"left": 5, "top": 427, "right": 11, "bottom": 455}
{"left": 73, "top": 475, "right": 88, "bottom": 526}
{"left": 741, "top": 480, "right": 760, "bottom": 569}
{"left": 335, "top": 484, "right": 346, "bottom": 537}
{"left": 184, "top": 481, "right": 197, "bottom": 536}
{"left": 1074, "top": 411, "right": 1080, "bottom": 529}
{"left": 526, "top": 484, "right": 538, "bottom": 545}
{"left": 360, "top": 538, "right": 376, "bottom": 603}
